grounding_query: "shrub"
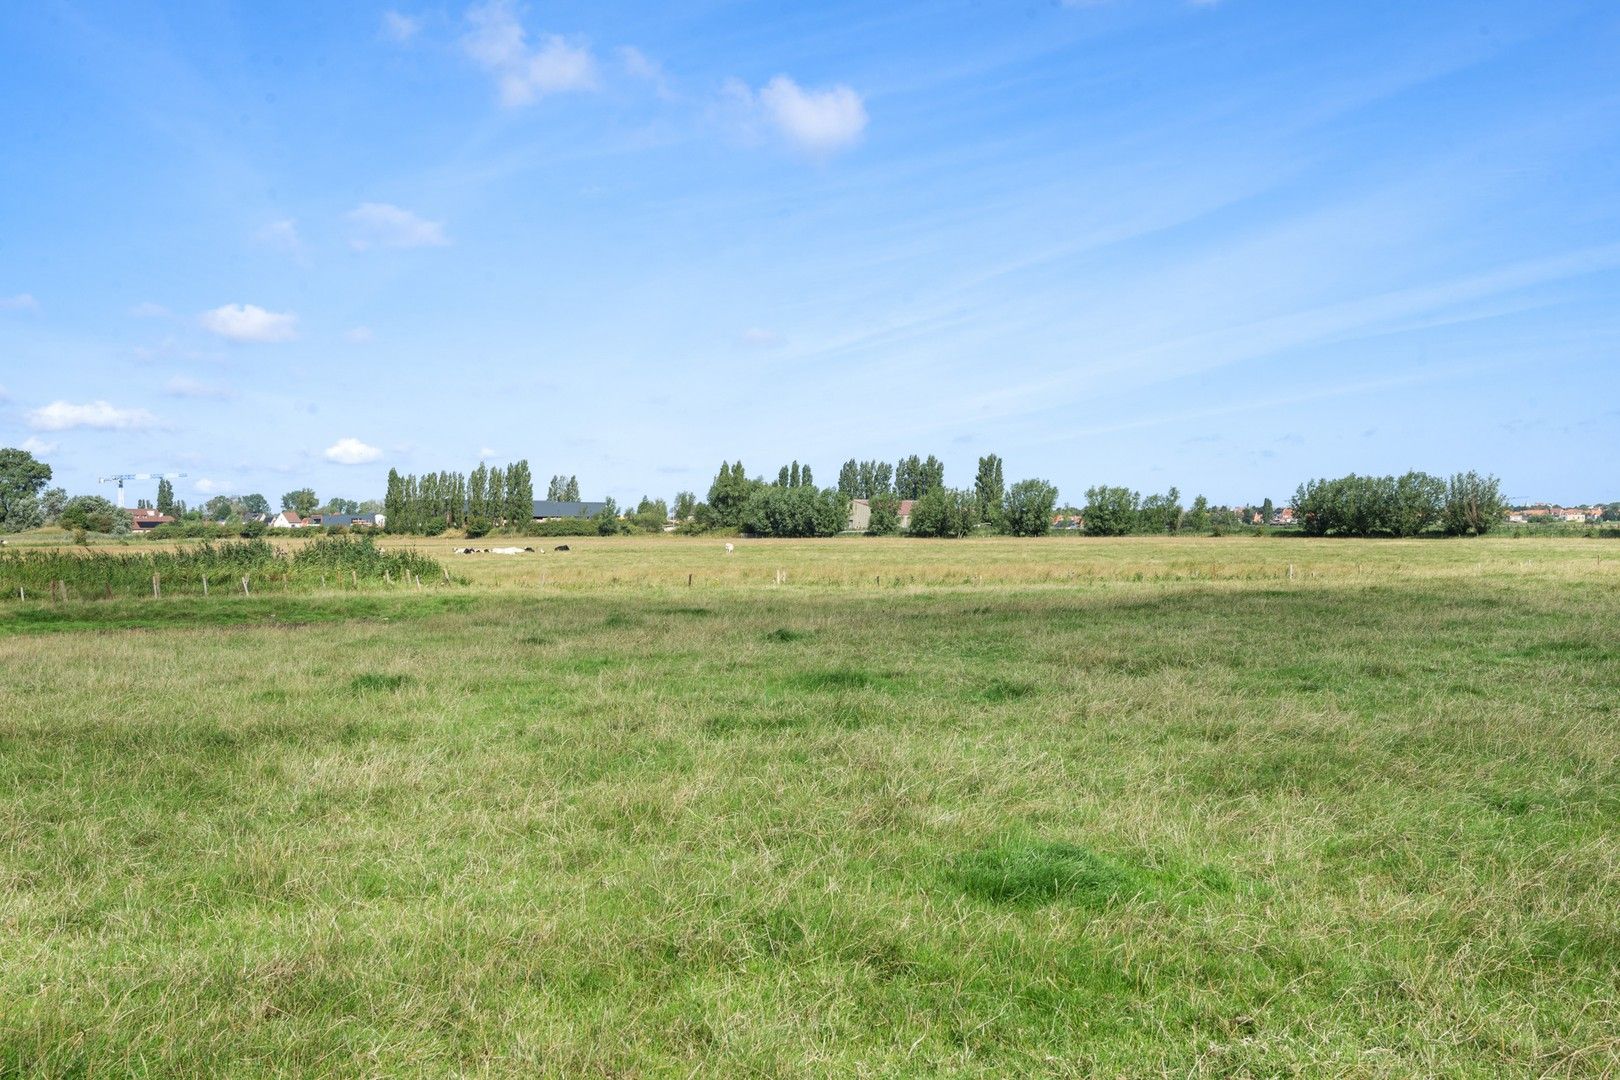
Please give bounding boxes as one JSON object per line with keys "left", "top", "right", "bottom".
{"left": 1082, "top": 486, "right": 1139, "bottom": 536}
{"left": 741, "top": 486, "right": 848, "bottom": 538}
{"left": 1443, "top": 471, "right": 1506, "bottom": 536}
{"left": 1000, "top": 479, "right": 1058, "bottom": 537}
{"left": 908, "top": 488, "right": 976, "bottom": 538}
{"left": 866, "top": 492, "right": 902, "bottom": 536}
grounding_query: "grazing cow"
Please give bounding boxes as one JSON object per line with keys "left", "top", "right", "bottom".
{"left": 725, "top": 543, "right": 734, "bottom": 554}
{"left": 554, "top": 544, "right": 570, "bottom": 552}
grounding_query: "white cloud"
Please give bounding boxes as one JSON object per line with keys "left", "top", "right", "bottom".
{"left": 729, "top": 76, "right": 868, "bottom": 155}
{"left": 20, "top": 436, "right": 57, "bottom": 455}
{"left": 463, "top": 0, "right": 597, "bottom": 107}
{"left": 0, "top": 293, "right": 39, "bottom": 311}
{"left": 478, "top": 446, "right": 499, "bottom": 459}
{"left": 27, "top": 400, "right": 158, "bottom": 432}
{"left": 324, "top": 437, "right": 383, "bottom": 465}
{"left": 194, "top": 477, "right": 233, "bottom": 495}
{"left": 199, "top": 303, "right": 298, "bottom": 343}
{"left": 129, "top": 301, "right": 170, "bottom": 318}
{"left": 0, "top": 384, "right": 7, "bottom": 401}
{"left": 345, "top": 325, "right": 375, "bottom": 343}
{"left": 347, "top": 202, "right": 449, "bottom": 250}
{"left": 165, "top": 376, "right": 232, "bottom": 399}
{"left": 381, "top": 10, "right": 421, "bottom": 43}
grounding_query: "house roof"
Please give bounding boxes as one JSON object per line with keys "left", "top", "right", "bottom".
{"left": 276, "top": 510, "right": 303, "bottom": 523}
{"left": 531, "top": 500, "right": 608, "bottom": 518}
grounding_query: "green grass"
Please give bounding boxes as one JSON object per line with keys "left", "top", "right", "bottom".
{"left": 0, "top": 536, "right": 1617, "bottom": 1076}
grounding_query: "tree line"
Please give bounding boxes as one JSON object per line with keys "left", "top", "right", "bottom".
{"left": 383, "top": 461, "right": 534, "bottom": 536}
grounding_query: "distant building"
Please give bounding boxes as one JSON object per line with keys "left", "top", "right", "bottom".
{"left": 531, "top": 500, "right": 608, "bottom": 521}
{"left": 270, "top": 510, "right": 305, "bottom": 529}
{"left": 847, "top": 499, "right": 916, "bottom": 532}
{"left": 128, "top": 508, "right": 174, "bottom": 531}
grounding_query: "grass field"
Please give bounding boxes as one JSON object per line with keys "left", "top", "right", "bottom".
{"left": 2, "top": 535, "right": 1617, "bottom": 1076}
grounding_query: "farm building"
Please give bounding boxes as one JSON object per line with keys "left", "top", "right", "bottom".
{"left": 128, "top": 508, "right": 175, "bottom": 531}
{"left": 846, "top": 499, "right": 916, "bottom": 532}
{"left": 531, "top": 500, "right": 608, "bottom": 521}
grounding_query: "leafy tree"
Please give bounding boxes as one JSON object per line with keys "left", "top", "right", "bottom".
{"left": 40, "top": 487, "right": 67, "bottom": 524}
{"left": 1083, "top": 486, "right": 1140, "bottom": 536}
{"left": 324, "top": 497, "right": 360, "bottom": 515}
{"left": 1443, "top": 471, "right": 1505, "bottom": 536}
{"left": 974, "top": 454, "right": 1005, "bottom": 522}
{"left": 706, "top": 461, "right": 758, "bottom": 528}
{"left": 0, "top": 447, "right": 52, "bottom": 532}
{"left": 1000, "top": 478, "right": 1057, "bottom": 536}
{"left": 908, "top": 487, "right": 976, "bottom": 538}
{"left": 800, "top": 463, "right": 813, "bottom": 488}
{"left": 631, "top": 496, "right": 669, "bottom": 532}
{"left": 1139, "top": 487, "right": 1183, "bottom": 534}
{"left": 740, "top": 485, "right": 848, "bottom": 538}
{"left": 281, "top": 488, "right": 318, "bottom": 517}
{"left": 59, "top": 495, "right": 129, "bottom": 534}
{"left": 895, "top": 455, "right": 923, "bottom": 499}
{"left": 866, "top": 491, "right": 902, "bottom": 535}
{"left": 156, "top": 477, "right": 175, "bottom": 516}
{"left": 468, "top": 464, "right": 488, "bottom": 522}
{"left": 838, "top": 459, "right": 859, "bottom": 498}
{"left": 673, "top": 491, "right": 697, "bottom": 519}
{"left": 1184, "top": 495, "right": 1211, "bottom": 534}
{"left": 384, "top": 470, "right": 406, "bottom": 532}
{"left": 593, "top": 497, "right": 624, "bottom": 536}
{"left": 485, "top": 468, "right": 505, "bottom": 525}
{"left": 1261, "top": 497, "right": 1275, "bottom": 525}
{"left": 241, "top": 493, "right": 270, "bottom": 517}
{"left": 1391, "top": 471, "right": 1446, "bottom": 537}
{"left": 564, "top": 476, "right": 580, "bottom": 502}
{"left": 505, "top": 460, "right": 534, "bottom": 529}
{"left": 920, "top": 455, "right": 945, "bottom": 495}
{"left": 204, "top": 495, "right": 235, "bottom": 520}
{"left": 778, "top": 464, "right": 791, "bottom": 487}
{"left": 547, "top": 475, "right": 567, "bottom": 500}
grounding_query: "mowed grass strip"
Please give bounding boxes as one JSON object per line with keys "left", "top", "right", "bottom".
{"left": 0, "top": 539, "right": 1616, "bottom": 1076}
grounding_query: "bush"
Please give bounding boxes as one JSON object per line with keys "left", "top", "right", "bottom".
{"left": 1082, "top": 486, "right": 1139, "bottom": 536}
{"left": 526, "top": 517, "right": 603, "bottom": 537}
{"left": 59, "top": 496, "right": 130, "bottom": 535}
{"left": 908, "top": 488, "right": 976, "bottom": 538}
{"left": 866, "top": 492, "right": 902, "bottom": 536}
{"left": 1000, "top": 479, "right": 1058, "bottom": 537}
{"left": 1293, "top": 471, "right": 1447, "bottom": 537}
{"left": 1442, "top": 471, "right": 1505, "bottom": 536}
{"left": 463, "top": 517, "right": 491, "bottom": 539}
{"left": 741, "top": 486, "right": 848, "bottom": 538}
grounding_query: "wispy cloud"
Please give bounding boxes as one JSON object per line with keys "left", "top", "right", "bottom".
{"left": 462, "top": 0, "right": 597, "bottom": 107}
{"left": 347, "top": 202, "right": 449, "bottom": 250}
{"left": 725, "top": 75, "right": 868, "bottom": 155}
{"left": 129, "top": 301, "right": 170, "bottom": 318}
{"left": 0, "top": 293, "right": 39, "bottom": 312}
{"left": 165, "top": 375, "right": 232, "bottom": 400}
{"left": 256, "top": 219, "right": 303, "bottom": 255}
{"left": 21, "top": 436, "right": 57, "bottom": 455}
{"left": 324, "top": 437, "right": 383, "bottom": 465}
{"left": 345, "top": 325, "right": 375, "bottom": 344}
{"left": 199, "top": 303, "right": 298, "bottom": 343}
{"left": 194, "top": 477, "right": 234, "bottom": 495}
{"left": 27, "top": 400, "right": 159, "bottom": 431}
{"left": 619, "top": 46, "right": 672, "bottom": 99}
{"left": 381, "top": 10, "right": 421, "bottom": 44}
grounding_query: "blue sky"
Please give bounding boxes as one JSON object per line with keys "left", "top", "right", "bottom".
{"left": 2, "top": 0, "right": 1617, "bottom": 509}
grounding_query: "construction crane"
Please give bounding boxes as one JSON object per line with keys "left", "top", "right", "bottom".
{"left": 98, "top": 472, "right": 187, "bottom": 508}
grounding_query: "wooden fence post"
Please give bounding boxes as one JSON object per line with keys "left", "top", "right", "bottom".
{"left": 153, "top": 574, "right": 161, "bottom": 598}
{"left": 242, "top": 576, "right": 251, "bottom": 596}
{"left": 202, "top": 575, "right": 208, "bottom": 597}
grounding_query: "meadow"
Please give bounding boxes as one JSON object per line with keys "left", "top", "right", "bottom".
{"left": 1, "top": 535, "right": 1617, "bottom": 1076}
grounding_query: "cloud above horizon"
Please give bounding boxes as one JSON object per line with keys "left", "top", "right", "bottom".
{"left": 381, "top": 10, "right": 421, "bottom": 44}
{"left": 462, "top": 0, "right": 597, "bottom": 107}
{"left": 728, "top": 75, "right": 868, "bottom": 154}
{"left": 27, "top": 400, "right": 158, "bottom": 431}
{"left": 324, "top": 437, "right": 383, "bottom": 465}
{"left": 347, "top": 203, "right": 449, "bottom": 250}
{"left": 1, "top": 293, "right": 40, "bottom": 312}
{"left": 199, "top": 303, "right": 298, "bottom": 343}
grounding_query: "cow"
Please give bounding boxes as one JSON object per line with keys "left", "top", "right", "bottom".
{"left": 554, "top": 544, "right": 570, "bottom": 552}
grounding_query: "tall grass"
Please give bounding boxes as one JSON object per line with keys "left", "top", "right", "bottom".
{"left": 0, "top": 536, "right": 444, "bottom": 600}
